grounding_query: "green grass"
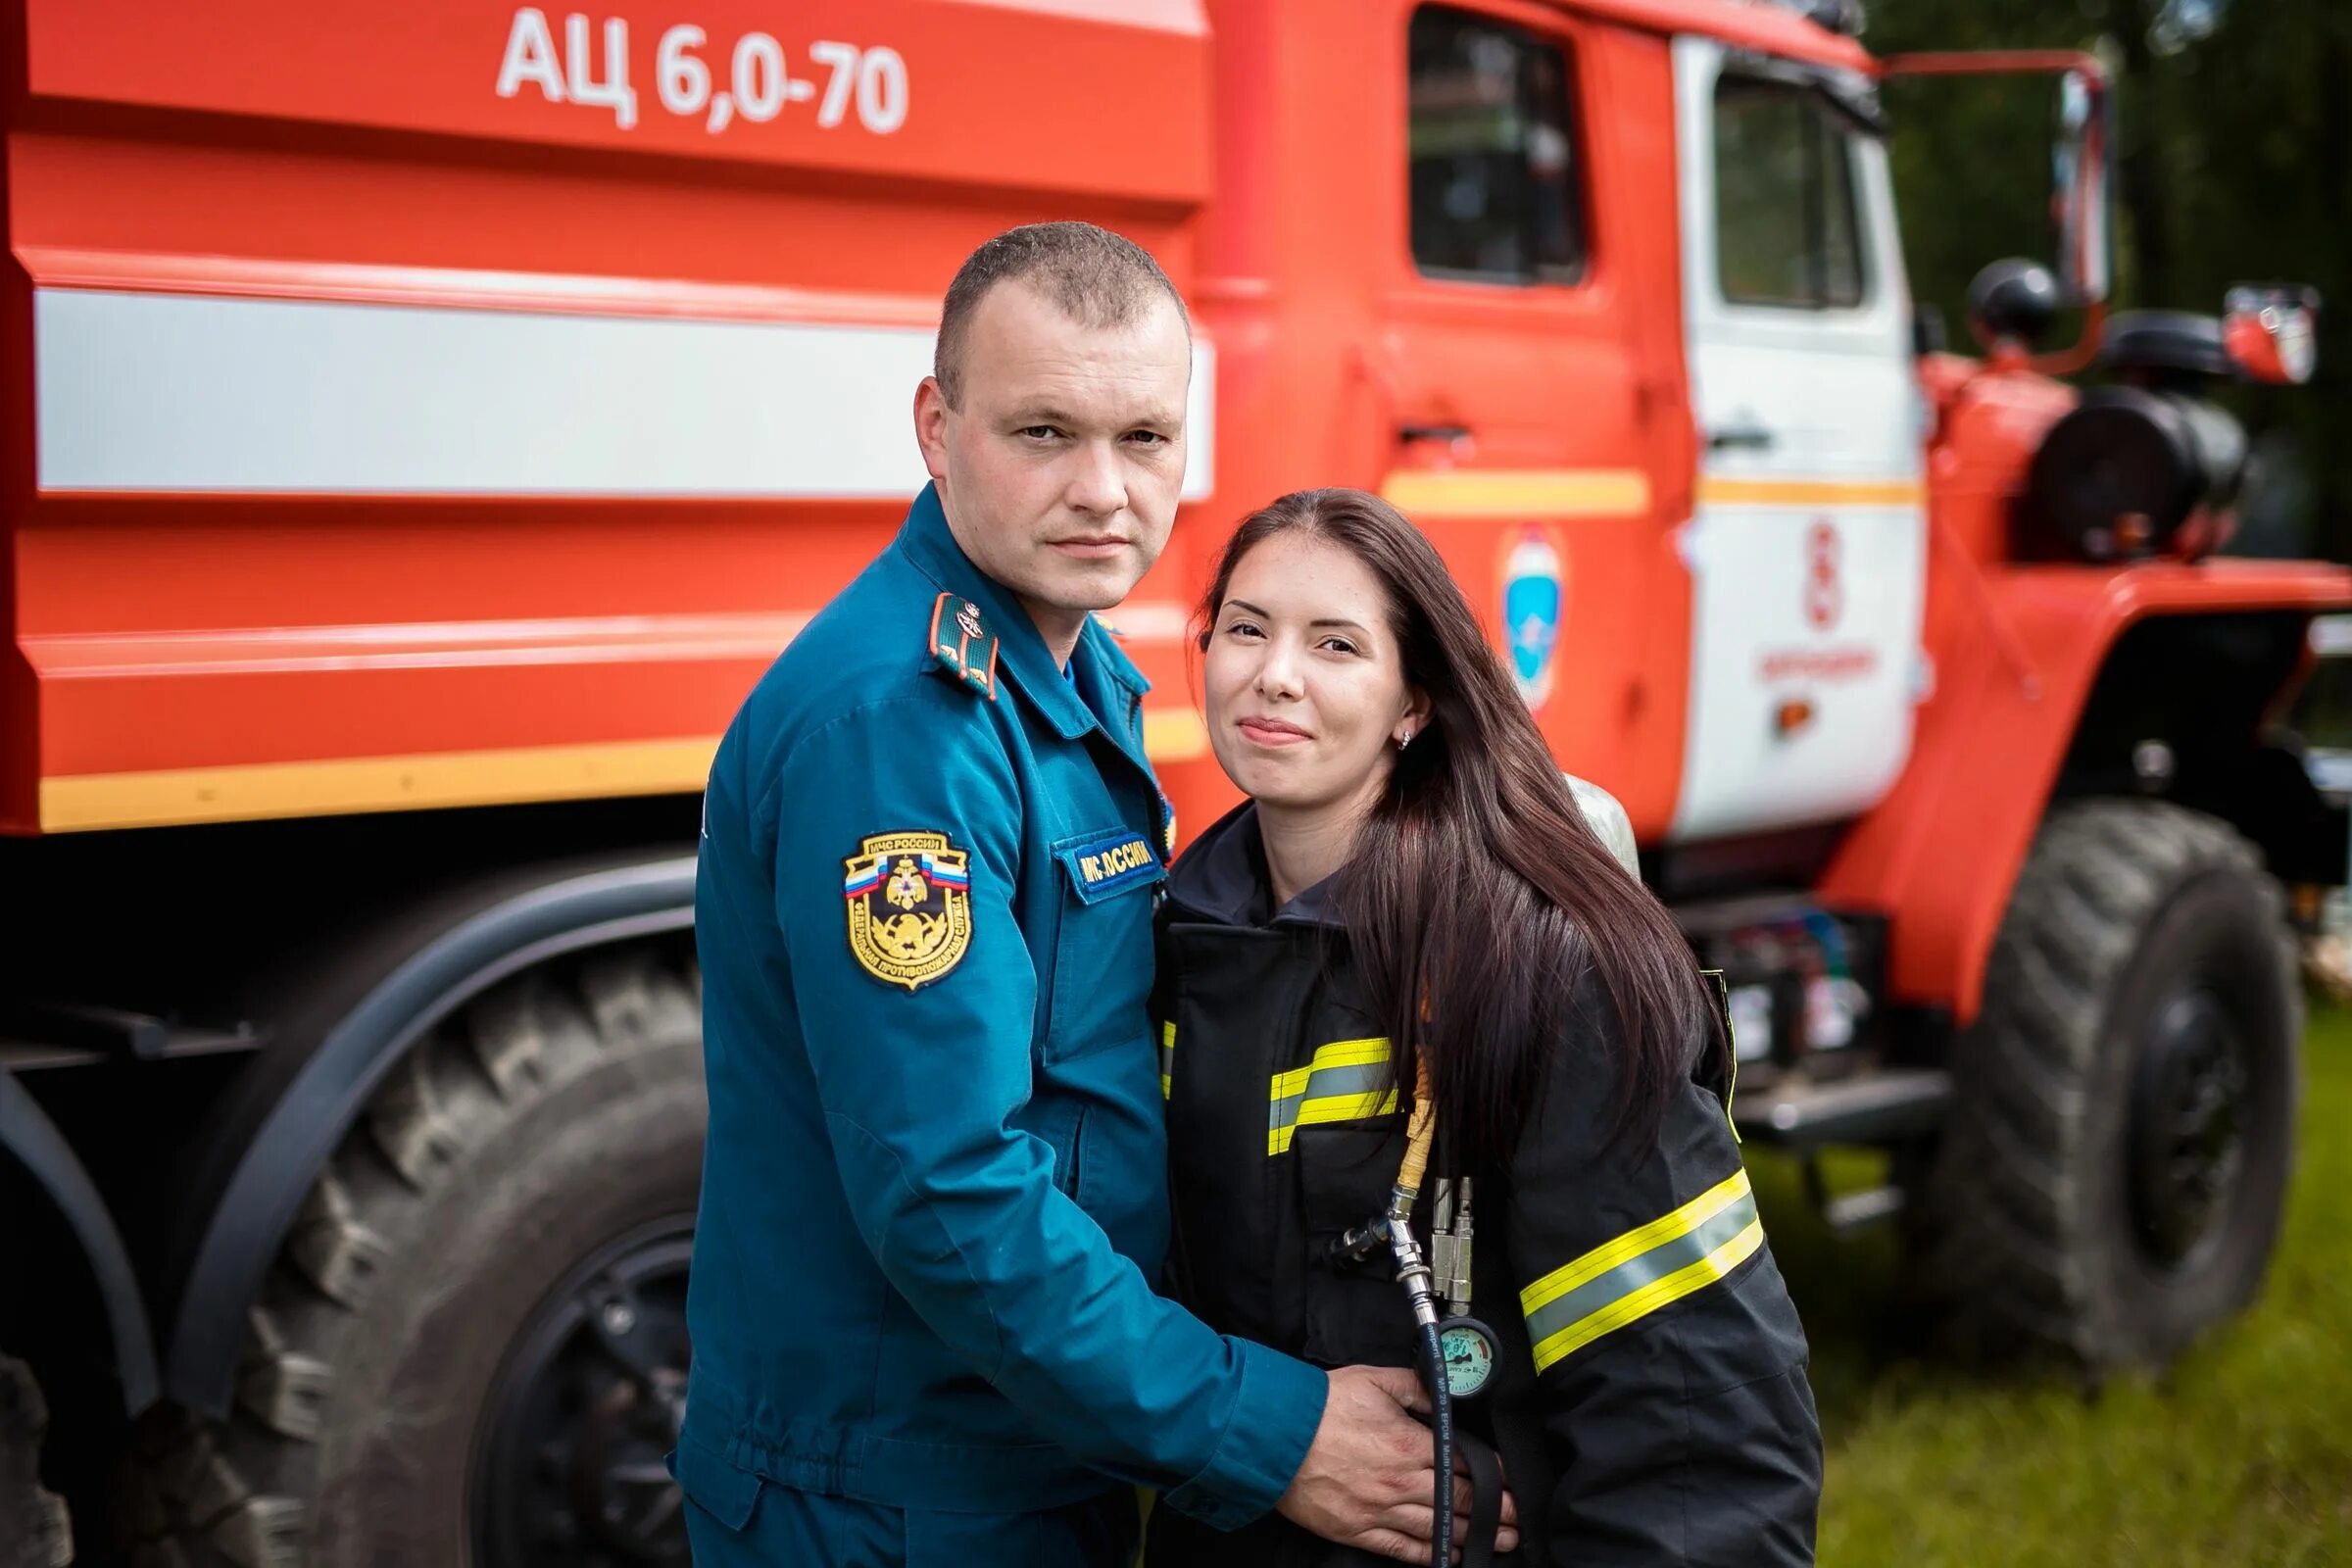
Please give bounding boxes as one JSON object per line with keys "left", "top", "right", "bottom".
{"left": 1746, "top": 1005, "right": 2352, "bottom": 1566}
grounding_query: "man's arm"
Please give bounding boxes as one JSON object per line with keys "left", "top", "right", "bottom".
{"left": 766, "top": 691, "right": 1312, "bottom": 1528}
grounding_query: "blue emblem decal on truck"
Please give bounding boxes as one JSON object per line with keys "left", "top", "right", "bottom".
{"left": 1501, "top": 527, "right": 1565, "bottom": 709}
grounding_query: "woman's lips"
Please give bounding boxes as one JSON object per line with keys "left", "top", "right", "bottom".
{"left": 1238, "top": 716, "right": 1311, "bottom": 747}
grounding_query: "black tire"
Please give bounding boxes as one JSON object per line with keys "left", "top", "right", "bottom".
{"left": 1, "top": 1354, "right": 73, "bottom": 1568}
{"left": 1910, "top": 799, "right": 2300, "bottom": 1370}
{"left": 126, "top": 943, "right": 704, "bottom": 1568}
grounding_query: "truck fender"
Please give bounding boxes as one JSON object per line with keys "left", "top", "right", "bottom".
{"left": 158, "top": 853, "right": 697, "bottom": 1418}
{"left": 0, "top": 1072, "right": 160, "bottom": 1414}
{"left": 1816, "top": 561, "right": 2352, "bottom": 1023}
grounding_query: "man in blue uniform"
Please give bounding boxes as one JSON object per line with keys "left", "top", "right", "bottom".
{"left": 681, "top": 223, "right": 1454, "bottom": 1565}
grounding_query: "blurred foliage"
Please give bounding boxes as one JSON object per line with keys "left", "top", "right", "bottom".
{"left": 1748, "top": 1001, "right": 2352, "bottom": 1565}
{"left": 1863, "top": 0, "right": 2352, "bottom": 558}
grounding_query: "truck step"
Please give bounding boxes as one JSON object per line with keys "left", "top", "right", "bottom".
{"left": 1734, "top": 1065, "right": 1952, "bottom": 1148}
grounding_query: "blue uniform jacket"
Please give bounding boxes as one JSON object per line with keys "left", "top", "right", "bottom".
{"left": 680, "top": 483, "right": 1326, "bottom": 1535}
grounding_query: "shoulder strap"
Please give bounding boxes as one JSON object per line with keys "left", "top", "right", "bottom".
{"left": 923, "top": 592, "right": 1001, "bottom": 701}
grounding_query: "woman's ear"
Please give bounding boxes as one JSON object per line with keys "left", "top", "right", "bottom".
{"left": 1394, "top": 685, "right": 1434, "bottom": 748}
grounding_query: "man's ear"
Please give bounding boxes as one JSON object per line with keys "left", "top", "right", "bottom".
{"left": 913, "top": 376, "right": 951, "bottom": 483}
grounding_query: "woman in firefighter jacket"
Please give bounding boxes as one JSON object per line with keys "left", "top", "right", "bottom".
{"left": 1146, "top": 488, "right": 1822, "bottom": 1567}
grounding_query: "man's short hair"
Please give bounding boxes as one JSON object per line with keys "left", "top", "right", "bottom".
{"left": 934, "top": 221, "right": 1190, "bottom": 409}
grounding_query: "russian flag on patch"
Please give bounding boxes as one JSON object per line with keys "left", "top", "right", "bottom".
{"left": 843, "top": 862, "right": 884, "bottom": 899}
{"left": 919, "top": 854, "right": 969, "bottom": 890}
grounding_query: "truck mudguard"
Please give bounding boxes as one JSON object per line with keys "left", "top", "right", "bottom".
{"left": 159, "top": 853, "right": 696, "bottom": 1418}
{"left": 1818, "top": 562, "right": 2351, "bottom": 1022}
{"left": 0, "top": 1070, "right": 160, "bottom": 1413}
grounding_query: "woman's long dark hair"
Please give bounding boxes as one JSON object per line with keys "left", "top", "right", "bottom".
{"left": 1198, "top": 488, "right": 1716, "bottom": 1166}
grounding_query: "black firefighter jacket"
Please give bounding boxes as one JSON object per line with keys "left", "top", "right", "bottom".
{"left": 1145, "top": 804, "right": 1823, "bottom": 1567}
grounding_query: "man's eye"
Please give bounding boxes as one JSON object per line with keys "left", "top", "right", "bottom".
{"left": 1017, "top": 425, "right": 1060, "bottom": 440}
{"left": 1127, "top": 430, "right": 1168, "bottom": 447}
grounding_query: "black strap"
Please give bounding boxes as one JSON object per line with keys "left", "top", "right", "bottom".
{"left": 1453, "top": 1427, "right": 1504, "bottom": 1568}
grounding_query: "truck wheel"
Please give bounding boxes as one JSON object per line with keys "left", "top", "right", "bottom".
{"left": 1911, "top": 799, "right": 2300, "bottom": 1369}
{"left": 1, "top": 1354, "right": 73, "bottom": 1568}
{"left": 126, "top": 944, "right": 703, "bottom": 1568}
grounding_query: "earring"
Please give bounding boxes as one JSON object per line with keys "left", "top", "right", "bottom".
{"left": 1396, "top": 729, "right": 1413, "bottom": 751}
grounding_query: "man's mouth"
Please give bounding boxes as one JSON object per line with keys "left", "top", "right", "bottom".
{"left": 1051, "top": 535, "right": 1130, "bottom": 559}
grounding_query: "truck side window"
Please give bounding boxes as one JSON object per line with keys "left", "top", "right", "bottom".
{"left": 1713, "top": 76, "right": 1866, "bottom": 310}
{"left": 1407, "top": 6, "right": 1586, "bottom": 285}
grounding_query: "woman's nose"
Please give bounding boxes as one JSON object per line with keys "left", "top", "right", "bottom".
{"left": 1254, "top": 642, "right": 1303, "bottom": 701}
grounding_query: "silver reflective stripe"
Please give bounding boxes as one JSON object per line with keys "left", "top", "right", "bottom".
{"left": 1520, "top": 1169, "right": 1767, "bottom": 1371}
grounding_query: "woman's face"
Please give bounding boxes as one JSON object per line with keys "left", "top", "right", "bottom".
{"left": 1203, "top": 530, "right": 1428, "bottom": 816}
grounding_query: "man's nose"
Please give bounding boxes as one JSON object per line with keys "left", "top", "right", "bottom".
{"left": 1063, "top": 442, "right": 1127, "bottom": 516}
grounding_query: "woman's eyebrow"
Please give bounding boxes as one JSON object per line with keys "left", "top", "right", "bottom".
{"left": 1222, "top": 600, "right": 1369, "bottom": 635}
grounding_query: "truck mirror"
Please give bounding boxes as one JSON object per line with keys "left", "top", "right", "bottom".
{"left": 2223, "top": 284, "right": 2322, "bottom": 385}
{"left": 2054, "top": 68, "right": 2112, "bottom": 307}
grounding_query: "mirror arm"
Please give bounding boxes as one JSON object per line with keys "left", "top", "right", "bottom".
{"left": 1876, "top": 50, "right": 2109, "bottom": 88}
{"left": 2025, "top": 299, "right": 2109, "bottom": 378}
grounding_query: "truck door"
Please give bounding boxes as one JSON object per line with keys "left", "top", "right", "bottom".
{"left": 1376, "top": 3, "right": 1681, "bottom": 823}
{"left": 1670, "top": 38, "right": 1928, "bottom": 842}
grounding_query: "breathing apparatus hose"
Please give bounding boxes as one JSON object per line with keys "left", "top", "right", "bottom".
{"left": 1388, "top": 1059, "right": 1450, "bottom": 1567}
{"left": 1414, "top": 1316, "right": 1453, "bottom": 1566}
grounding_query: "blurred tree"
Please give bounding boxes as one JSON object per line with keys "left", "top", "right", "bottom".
{"left": 1865, "top": 0, "right": 2352, "bottom": 556}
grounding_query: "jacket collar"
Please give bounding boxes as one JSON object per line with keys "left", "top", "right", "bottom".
{"left": 894, "top": 483, "right": 1150, "bottom": 741}
{"left": 1166, "top": 801, "right": 1348, "bottom": 930}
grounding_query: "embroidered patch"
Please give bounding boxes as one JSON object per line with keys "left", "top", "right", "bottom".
{"left": 1056, "top": 829, "right": 1166, "bottom": 905}
{"left": 925, "top": 592, "right": 1000, "bottom": 701}
{"left": 1155, "top": 786, "right": 1179, "bottom": 861}
{"left": 844, "top": 830, "right": 974, "bottom": 990}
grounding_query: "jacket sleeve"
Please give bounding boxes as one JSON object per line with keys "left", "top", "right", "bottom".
{"left": 761, "top": 690, "right": 1324, "bottom": 1530}
{"left": 1501, "top": 964, "right": 1823, "bottom": 1565}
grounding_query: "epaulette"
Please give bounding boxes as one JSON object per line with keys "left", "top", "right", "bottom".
{"left": 925, "top": 592, "right": 1000, "bottom": 701}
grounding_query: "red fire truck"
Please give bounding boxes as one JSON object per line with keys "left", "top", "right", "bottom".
{"left": 1, "top": 0, "right": 2339, "bottom": 1562}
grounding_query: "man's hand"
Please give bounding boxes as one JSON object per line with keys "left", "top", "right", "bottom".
{"left": 1274, "top": 1365, "right": 1520, "bottom": 1564}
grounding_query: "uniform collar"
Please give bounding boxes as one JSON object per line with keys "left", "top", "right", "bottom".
{"left": 1166, "top": 801, "right": 1348, "bottom": 930}
{"left": 895, "top": 483, "right": 1150, "bottom": 741}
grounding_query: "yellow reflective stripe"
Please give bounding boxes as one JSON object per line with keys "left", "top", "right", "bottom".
{"left": 1159, "top": 1020, "right": 1176, "bottom": 1101}
{"left": 1381, "top": 467, "right": 1652, "bottom": 518}
{"left": 1296, "top": 1088, "right": 1400, "bottom": 1127}
{"left": 1530, "top": 1218, "right": 1765, "bottom": 1372}
{"left": 1267, "top": 1037, "right": 1397, "bottom": 1154}
{"left": 1696, "top": 475, "right": 1925, "bottom": 508}
{"left": 1519, "top": 1169, "right": 1753, "bottom": 1318}
{"left": 1270, "top": 1037, "right": 1388, "bottom": 1101}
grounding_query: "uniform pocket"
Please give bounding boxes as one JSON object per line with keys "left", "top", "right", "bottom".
{"left": 669, "top": 1438, "right": 765, "bottom": 1533}
{"left": 1042, "top": 826, "right": 1166, "bottom": 1065}
{"left": 1295, "top": 1124, "right": 1417, "bottom": 1369}
{"left": 1036, "top": 1099, "right": 1088, "bottom": 1200}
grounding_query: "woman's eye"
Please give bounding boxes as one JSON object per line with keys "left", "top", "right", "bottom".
{"left": 1319, "top": 637, "right": 1359, "bottom": 656}
{"left": 1222, "top": 620, "right": 1264, "bottom": 640}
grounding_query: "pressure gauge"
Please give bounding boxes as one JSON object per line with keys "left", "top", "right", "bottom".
{"left": 1437, "top": 1317, "right": 1498, "bottom": 1399}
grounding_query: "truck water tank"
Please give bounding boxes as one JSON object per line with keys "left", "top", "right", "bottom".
{"left": 2027, "top": 384, "right": 2248, "bottom": 561}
